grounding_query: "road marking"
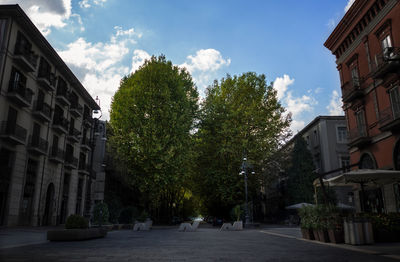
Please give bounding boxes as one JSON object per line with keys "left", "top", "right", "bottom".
{"left": 259, "top": 230, "right": 400, "bottom": 260}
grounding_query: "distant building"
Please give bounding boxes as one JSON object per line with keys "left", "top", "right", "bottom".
{"left": 261, "top": 116, "right": 352, "bottom": 219}
{"left": 0, "top": 5, "right": 100, "bottom": 226}
{"left": 325, "top": 0, "right": 400, "bottom": 213}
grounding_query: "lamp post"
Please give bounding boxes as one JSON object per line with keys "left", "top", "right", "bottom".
{"left": 240, "top": 155, "right": 254, "bottom": 226}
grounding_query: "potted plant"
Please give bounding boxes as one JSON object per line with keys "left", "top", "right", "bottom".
{"left": 315, "top": 205, "right": 329, "bottom": 243}
{"left": 327, "top": 213, "right": 344, "bottom": 244}
{"left": 298, "top": 205, "right": 314, "bottom": 240}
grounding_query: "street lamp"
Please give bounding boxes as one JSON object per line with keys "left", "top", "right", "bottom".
{"left": 239, "top": 155, "right": 254, "bottom": 226}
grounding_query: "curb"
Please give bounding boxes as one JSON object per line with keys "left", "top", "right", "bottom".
{"left": 259, "top": 230, "right": 400, "bottom": 261}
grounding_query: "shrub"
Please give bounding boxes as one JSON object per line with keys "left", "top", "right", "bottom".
{"left": 118, "top": 206, "right": 139, "bottom": 224}
{"left": 137, "top": 210, "right": 150, "bottom": 222}
{"left": 230, "top": 205, "right": 243, "bottom": 221}
{"left": 65, "top": 214, "right": 89, "bottom": 229}
{"left": 93, "top": 202, "right": 110, "bottom": 225}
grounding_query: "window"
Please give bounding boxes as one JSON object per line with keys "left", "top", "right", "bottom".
{"left": 340, "top": 156, "right": 350, "bottom": 169}
{"left": 351, "top": 66, "right": 360, "bottom": 87}
{"left": 337, "top": 126, "right": 347, "bottom": 143}
{"left": 356, "top": 110, "right": 367, "bottom": 136}
{"left": 389, "top": 86, "right": 400, "bottom": 119}
{"left": 9, "top": 67, "right": 26, "bottom": 92}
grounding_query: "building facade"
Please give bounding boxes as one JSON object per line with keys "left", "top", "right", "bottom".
{"left": 261, "top": 116, "right": 352, "bottom": 219}
{"left": 0, "top": 5, "right": 100, "bottom": 226}
{"left": 325, "top": 0, "right": 400, "bottom": 213}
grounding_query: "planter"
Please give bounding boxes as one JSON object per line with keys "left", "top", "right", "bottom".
{"left": 47, "top": 228, "right": 107, "bottom": 241}
{"left": 301, "top": 228, "right": 314, "bottom": 240}
{"left": 313, "top": 230, "right": 320, "bottom": 241}
{"left": 328, "top": 229, "right": 344, "bottom": 244}
{"left": 317, "top": 230, "right": 330, "bottom": 243}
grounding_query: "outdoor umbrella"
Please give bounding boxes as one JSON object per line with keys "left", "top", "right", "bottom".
{"left": 285, "top": 203, "right": 315, "bottom": 210}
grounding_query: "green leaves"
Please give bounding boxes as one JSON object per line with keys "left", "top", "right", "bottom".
{"left": 110, "top": 55, "right": 198, "bottom": 222}
{"left": 194, "top": 72, "right": 291, "bottom": 217}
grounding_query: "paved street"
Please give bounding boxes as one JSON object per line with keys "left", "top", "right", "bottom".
{"left": 0, "top": 227, "right": 399, "bottom": 262}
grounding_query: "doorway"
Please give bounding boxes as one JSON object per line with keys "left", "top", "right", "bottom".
{"left": 42, "top": 183, "right": 54, "bottom": 225}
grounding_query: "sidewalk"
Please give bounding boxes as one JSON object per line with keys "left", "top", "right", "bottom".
{"left": 259, "top": 225, "right": 400, "bottom": 260}
{"left": 0, "top": 226, "right": 62, "bottom": 249}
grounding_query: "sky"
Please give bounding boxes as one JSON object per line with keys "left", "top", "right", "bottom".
{"left": 0, "top": 0, "right": 356, "bottom": 133}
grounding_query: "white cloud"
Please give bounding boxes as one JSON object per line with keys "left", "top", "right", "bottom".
{"left": 57, "top": 26, "right": 141, "bottom": 120}
{"left": 180, "top": 49, "right": 231, "bottom": 97}
{"left": 181, "top": 49, "right": 231, "bottom": 73}
{"left": 327, "top": 19, "right": 336, "bottom": 30}
{"left": 273, "top": 74, "right": 294, "bottom": 100}
{"left": 326, "top": 90, "right": 344, "bottom": 116}
{"left": 273, "top": 75, "right": 317, "bottom": 134}
{"left": 79, "top": 0, "right": 107, "bottom": 8}
{"left": 131, "top": 49, "right": 151, "bottom": 72}
{"left": 344, "top": 0, "right": 355, "bottom": 12}
{"left": 314, "top": 87, "right": 323, "bottom": 94}
{"left": 0, "top": 0, "right": 73, "bottom": 36}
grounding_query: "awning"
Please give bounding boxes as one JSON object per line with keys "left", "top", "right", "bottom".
{"left": 285, "top": 203, "right": 314, "bottom": 210}
{"left": 313, "top": 169, "right": 400, "bottom": 187}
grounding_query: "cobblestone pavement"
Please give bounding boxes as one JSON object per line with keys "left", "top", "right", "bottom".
{"left": 0, "top": 227, "right": 398, "bottom": 261}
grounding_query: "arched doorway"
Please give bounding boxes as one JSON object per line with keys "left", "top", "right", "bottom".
{"left": 43, "top": 183, "right": 54, "bottom": 226}
{"left": 359, "top": 153, "right": 376, "bottom": 169}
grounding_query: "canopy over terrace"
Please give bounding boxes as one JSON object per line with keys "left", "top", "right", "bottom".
{"left": 313, "top": 169, "right": 400, "bottom": 187}
{"left": 313, "top": 169, "right": 400, "bottom": 212}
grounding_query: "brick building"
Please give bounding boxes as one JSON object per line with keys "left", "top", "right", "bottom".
{"left": 325, "top": 0, "right": 400, "bottom": 212}
{"left": 0, "top": 5, "right": 100, "bottom": 226}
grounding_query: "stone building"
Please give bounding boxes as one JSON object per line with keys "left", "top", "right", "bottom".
{"left": 325, "top": 0, "right": 400, "bottom": 213}
{"left": 0, "top": 5, "right": 100, "bottom": 226}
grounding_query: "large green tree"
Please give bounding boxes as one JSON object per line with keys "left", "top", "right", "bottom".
{"left": 194, "top": 72, "right": 291, "bottom": 218}
{"left": 109, "top": 55, "right": 198, "bottom": 222}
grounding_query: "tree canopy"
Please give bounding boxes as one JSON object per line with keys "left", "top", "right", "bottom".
{"left": 109, "top": 55, "right": 198, "bottom": 222}
{"left": 194, "top": 72, "right": 291, "bottom": 218}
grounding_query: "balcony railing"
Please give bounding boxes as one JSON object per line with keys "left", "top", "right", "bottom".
{"left": 83, "top": 114, "right": 93, "bottom": 127}
{"left": 81, "top": 137, "right": 91, "bottom": 151}
{"left": 28, "top": 135, "right": 48, "bottom": 155}
{"left": 0, "top": 121, "right": 27, "bottom": 145}
{"left": 7, "top": 81, "right": 33, "bottom": 107}
{"left": 49, "top": 147, "right": 64, "bottom": 163}
{"left": 378, "top": 104, "right": 400, "bottom": 132}
{"left": 68, "top": 127, "right": 81, "bottom": 143}
{"left": 33, "top": 100, "right": 52, "bottom": 122}
{"left": 70, "top": 102, "right": 83, "bottom": 117}
{"left": 341, "top": 77, "right": 364, "bottom": 103}
{"left": 37, "top": 72, "right": 56, "bottom": 91}
{"left": 78, "top": 162, "right": 91, "bottom": 175}
{"left": 65, "top": 154, "right": 78, "bottom": 169}
{"left": 348, "top": 124, "right": 371, "bottom": 148}
{"left": 14, "top": 43, "right": 38, "bottom": 72}
{"left": 371, "top": 47, "right": 400, "bottom": 79}
{"left": 56, "top": 81, "right": 70, "bottom": 106}
{"left": 52, "top": 116, "right": 69, "bottom": 133}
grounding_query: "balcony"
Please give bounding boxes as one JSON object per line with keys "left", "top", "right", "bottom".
{"left": 28, "top": 135, "right": 48, "bottom": 155}
{"left": 371, "top": 47, "right": 400, "bottom": 79}
{"left": 56, "top": 83, "right": 70, "bottom": 106}
{"left": 65, "top": 154, "right": 78, "bottom": 169}
{"left": 83, "top": 115, "right": 93, "bottom": 127}
{"left": 80, "top": 137, "right": 91, "bottom": 151}
{"left": 37, "top": 73, "right": 56, "bottom": 91}
{"left": 348, "top": 125, "right": 371, "bottom": 148}
{"left": 69, "top": 102, "right": 83, "bottom": 117}
{"left": 341, "top": 77, "right": 364, "bottom": 103}
{"left": 379, "top": 105, "right": 400, "bottom": 132}
{"left": 49, "top": 147, "right": 64, "bottom": 163}
{"left": 32, "top": 100, "right": 52, "bottom": 122}
{"left": 78, "top": 162, "right": 91, "bottom": 175}
{"left": 67, "top": 127, "right": 81, "bottom": 143}
{"left": 0, "top": 121, "right": 27, "bottom": 145}
{"left": 13, "top": 45, "right": 38, "bottom": 72}
{"left": 52, "top": 116, "right": 69, "bottom": 134}
{"left": 7, "top": 81, "right": 34, "bottom": 107}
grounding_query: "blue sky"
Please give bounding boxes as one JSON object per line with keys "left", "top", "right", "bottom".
{"left": 1, "top": 0, "right": 356, "bottom": 132}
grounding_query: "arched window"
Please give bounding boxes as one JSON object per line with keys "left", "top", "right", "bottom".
{"left": 359, "top": 153, "right": 376, "bottom": 169}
